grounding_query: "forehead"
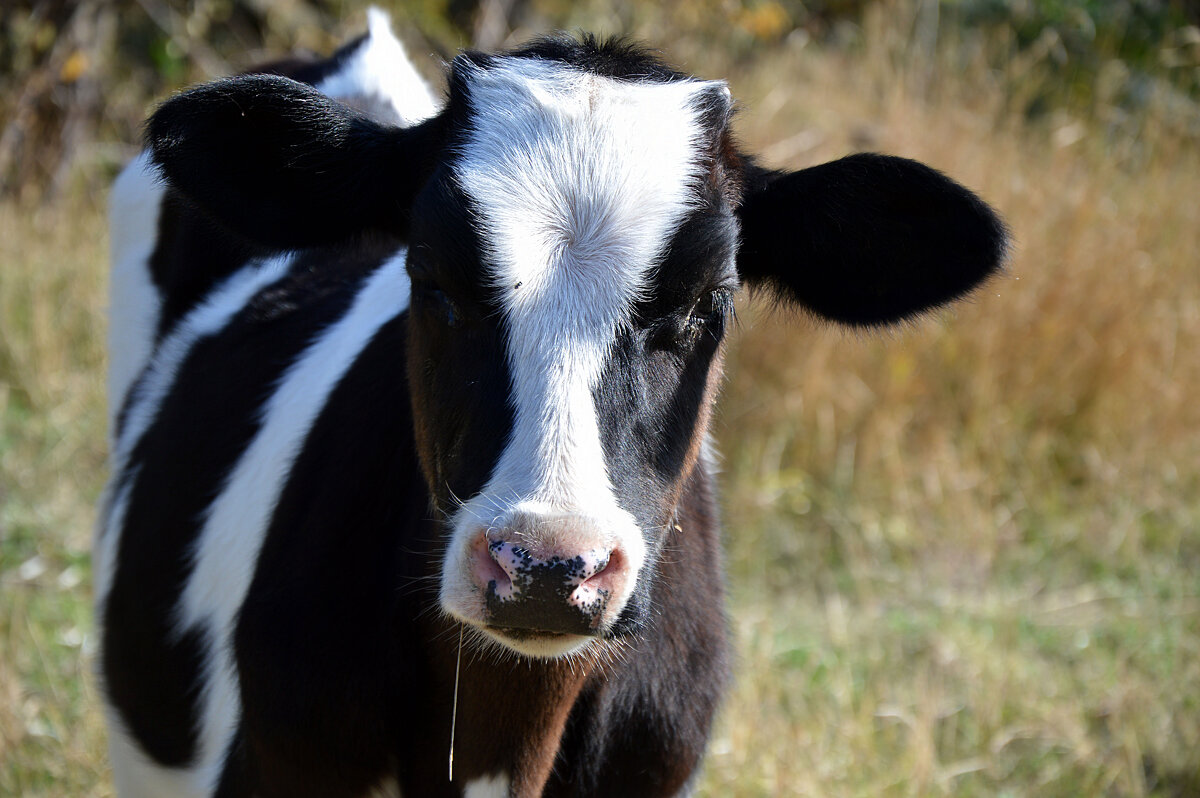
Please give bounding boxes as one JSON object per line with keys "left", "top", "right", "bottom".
{"left": 450, "top": 55, "right": 729, "bottom": 309}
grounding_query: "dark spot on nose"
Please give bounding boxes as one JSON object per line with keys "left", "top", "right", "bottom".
{"left": 485, "top": 554, "right": 611, "bottom": 636}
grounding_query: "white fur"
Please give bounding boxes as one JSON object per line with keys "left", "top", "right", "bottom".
{"left": 175, "top": 252, "right": 410, "bottom": 794}
{"left": 317, "top": 7, "right": 441, "bottom": 125}
{"left": 93, "top": 473, "right": 135, "bottom": 620}
{"left": 105, "top": 707, "right": 196, "bottom": 798}
{"left": 441, "top": 58, "right": 724, "bottom": 656}
{"left": 463, "top": 772, "right": 511, "bottom": 798}
{"left": 106, "top": 151, "right": 165, "bottom": 437}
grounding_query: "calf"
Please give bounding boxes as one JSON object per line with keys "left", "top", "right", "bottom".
{"left": 96, "top": 13, "right": 1007, "bottom": 798}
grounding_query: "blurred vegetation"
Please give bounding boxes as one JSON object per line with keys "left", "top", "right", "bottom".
{"left": 3, "top": 0, "right": 1200, "bottom": 199}
{"left": 3, "top": 1, "right": 1200, "bottom": 796}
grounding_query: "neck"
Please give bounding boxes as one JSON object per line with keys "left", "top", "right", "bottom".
{"left": 415, "top": 618, "right": 597, "bottom": 797}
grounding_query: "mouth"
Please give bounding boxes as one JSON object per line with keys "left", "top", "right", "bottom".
{"left": 487, "top": 626, "right": 569, "bottom": 641}
{"left": 485, "top": 624, "right": 598, "bottom": 640}
{"left": 475, "top": 623, "right": 595, "bottom": 658}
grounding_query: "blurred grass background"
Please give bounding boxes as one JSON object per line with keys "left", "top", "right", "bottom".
{"left": 2, "top": 1, "right": 1199, "bottom": 795}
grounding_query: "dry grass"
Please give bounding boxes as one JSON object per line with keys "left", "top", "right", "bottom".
{"left": 1, "top": 5, "right": 1199, "bottom": 796}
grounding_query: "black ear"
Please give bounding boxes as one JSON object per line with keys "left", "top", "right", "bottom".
{"left": 146, "top": 74, "right": 443, "bottom": 250}
{"left": 736, "top": 153, "right": 1009, "bottom": 326}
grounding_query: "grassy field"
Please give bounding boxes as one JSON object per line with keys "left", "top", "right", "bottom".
{"left": 2, "top": 4, "right": 1199, "bottom": 796}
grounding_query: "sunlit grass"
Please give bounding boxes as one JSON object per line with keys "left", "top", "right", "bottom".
{"left": 2, "top": 6, "right": 1199, "bottom": 796}
{"left": 698, "top": 11, "right": 1200, "bottom": 796}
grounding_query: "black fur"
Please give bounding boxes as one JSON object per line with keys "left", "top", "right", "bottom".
{"left": 508, "top": 33, "right": 690, "bottom": 83}
{"left": 147, "top": 190, "right": 268, "bottom": 338}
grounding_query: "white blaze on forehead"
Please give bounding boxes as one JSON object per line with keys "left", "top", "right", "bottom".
{"left": 453, "top": 57, "right": 723, "bottom": 510}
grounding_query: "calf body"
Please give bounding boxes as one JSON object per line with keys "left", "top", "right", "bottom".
{"left": 97, "top": 13, "right": 1006, "bottom": 798}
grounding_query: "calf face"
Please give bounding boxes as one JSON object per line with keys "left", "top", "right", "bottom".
{"left": 147, "top": 35, "right": 1006, "bottom": 659}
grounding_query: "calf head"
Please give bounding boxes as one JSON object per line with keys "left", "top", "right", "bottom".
{"left": 148, "top": 35, "right": 1007, "bottom": 659}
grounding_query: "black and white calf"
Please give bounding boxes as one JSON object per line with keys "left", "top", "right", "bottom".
{"left": 96, "top": 11, "right": 1007, "bottom": 798}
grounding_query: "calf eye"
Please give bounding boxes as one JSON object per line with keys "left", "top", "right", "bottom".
{"left": 684, "top": 288, "right": 731, "bottom": 335}
{"left": 415, "top": 285, "right": 460, "bottom": 328}
{"left": 692, "top": 292, "right": 718, "bottom": 319}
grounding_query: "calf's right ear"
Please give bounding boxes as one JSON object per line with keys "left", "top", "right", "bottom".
{"left": 146, "top": 73, "right": 443, "bottom": 250}
{"left": 736, "top": 153, "right": 1009, "bottom": 327}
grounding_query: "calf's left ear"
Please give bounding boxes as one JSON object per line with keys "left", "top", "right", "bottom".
{"left": 146, "top": 74, "right": 443, "bottom": 250}
{"left": 736, "top": 153, "right": 1009, "bottom": 326}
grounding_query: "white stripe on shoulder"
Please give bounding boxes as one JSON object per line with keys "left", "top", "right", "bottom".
{"left": 93, "top": 468, "right": 138, "bottom": 617}
{"left": 176, "top": 251, "right": 411, "bottom": 794}
{"left": 95, "top": 256, "right": 294, "bottom": 611}
{"left": 112, "top": 255, "right": 294, "bottom": 474}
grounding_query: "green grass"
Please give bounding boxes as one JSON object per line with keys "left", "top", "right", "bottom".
{"left": 3, "top": 4, "right": 1200, "bottom": 796}
{"left": 1, "top": 202, "right": 110, "bottom": 796}
{"left": 706, "top": 492, "right": 1200, "bottom": 796}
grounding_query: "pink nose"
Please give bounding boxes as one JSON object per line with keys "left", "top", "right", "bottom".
{"left": 468, "top": 533, "right": 626, "bottom": 636}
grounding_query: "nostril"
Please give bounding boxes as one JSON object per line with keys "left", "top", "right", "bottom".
{"left": 579, "top": 548, "right": 611, "bottom": 581}
{"left": 569, "top": 547, "right": 626, "bottom": 621}
{"left": 470, "top": 533, "right": 513, "bottom": 599}
{"left": 580, "top": 547, "right": 623, "bottom": 590}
